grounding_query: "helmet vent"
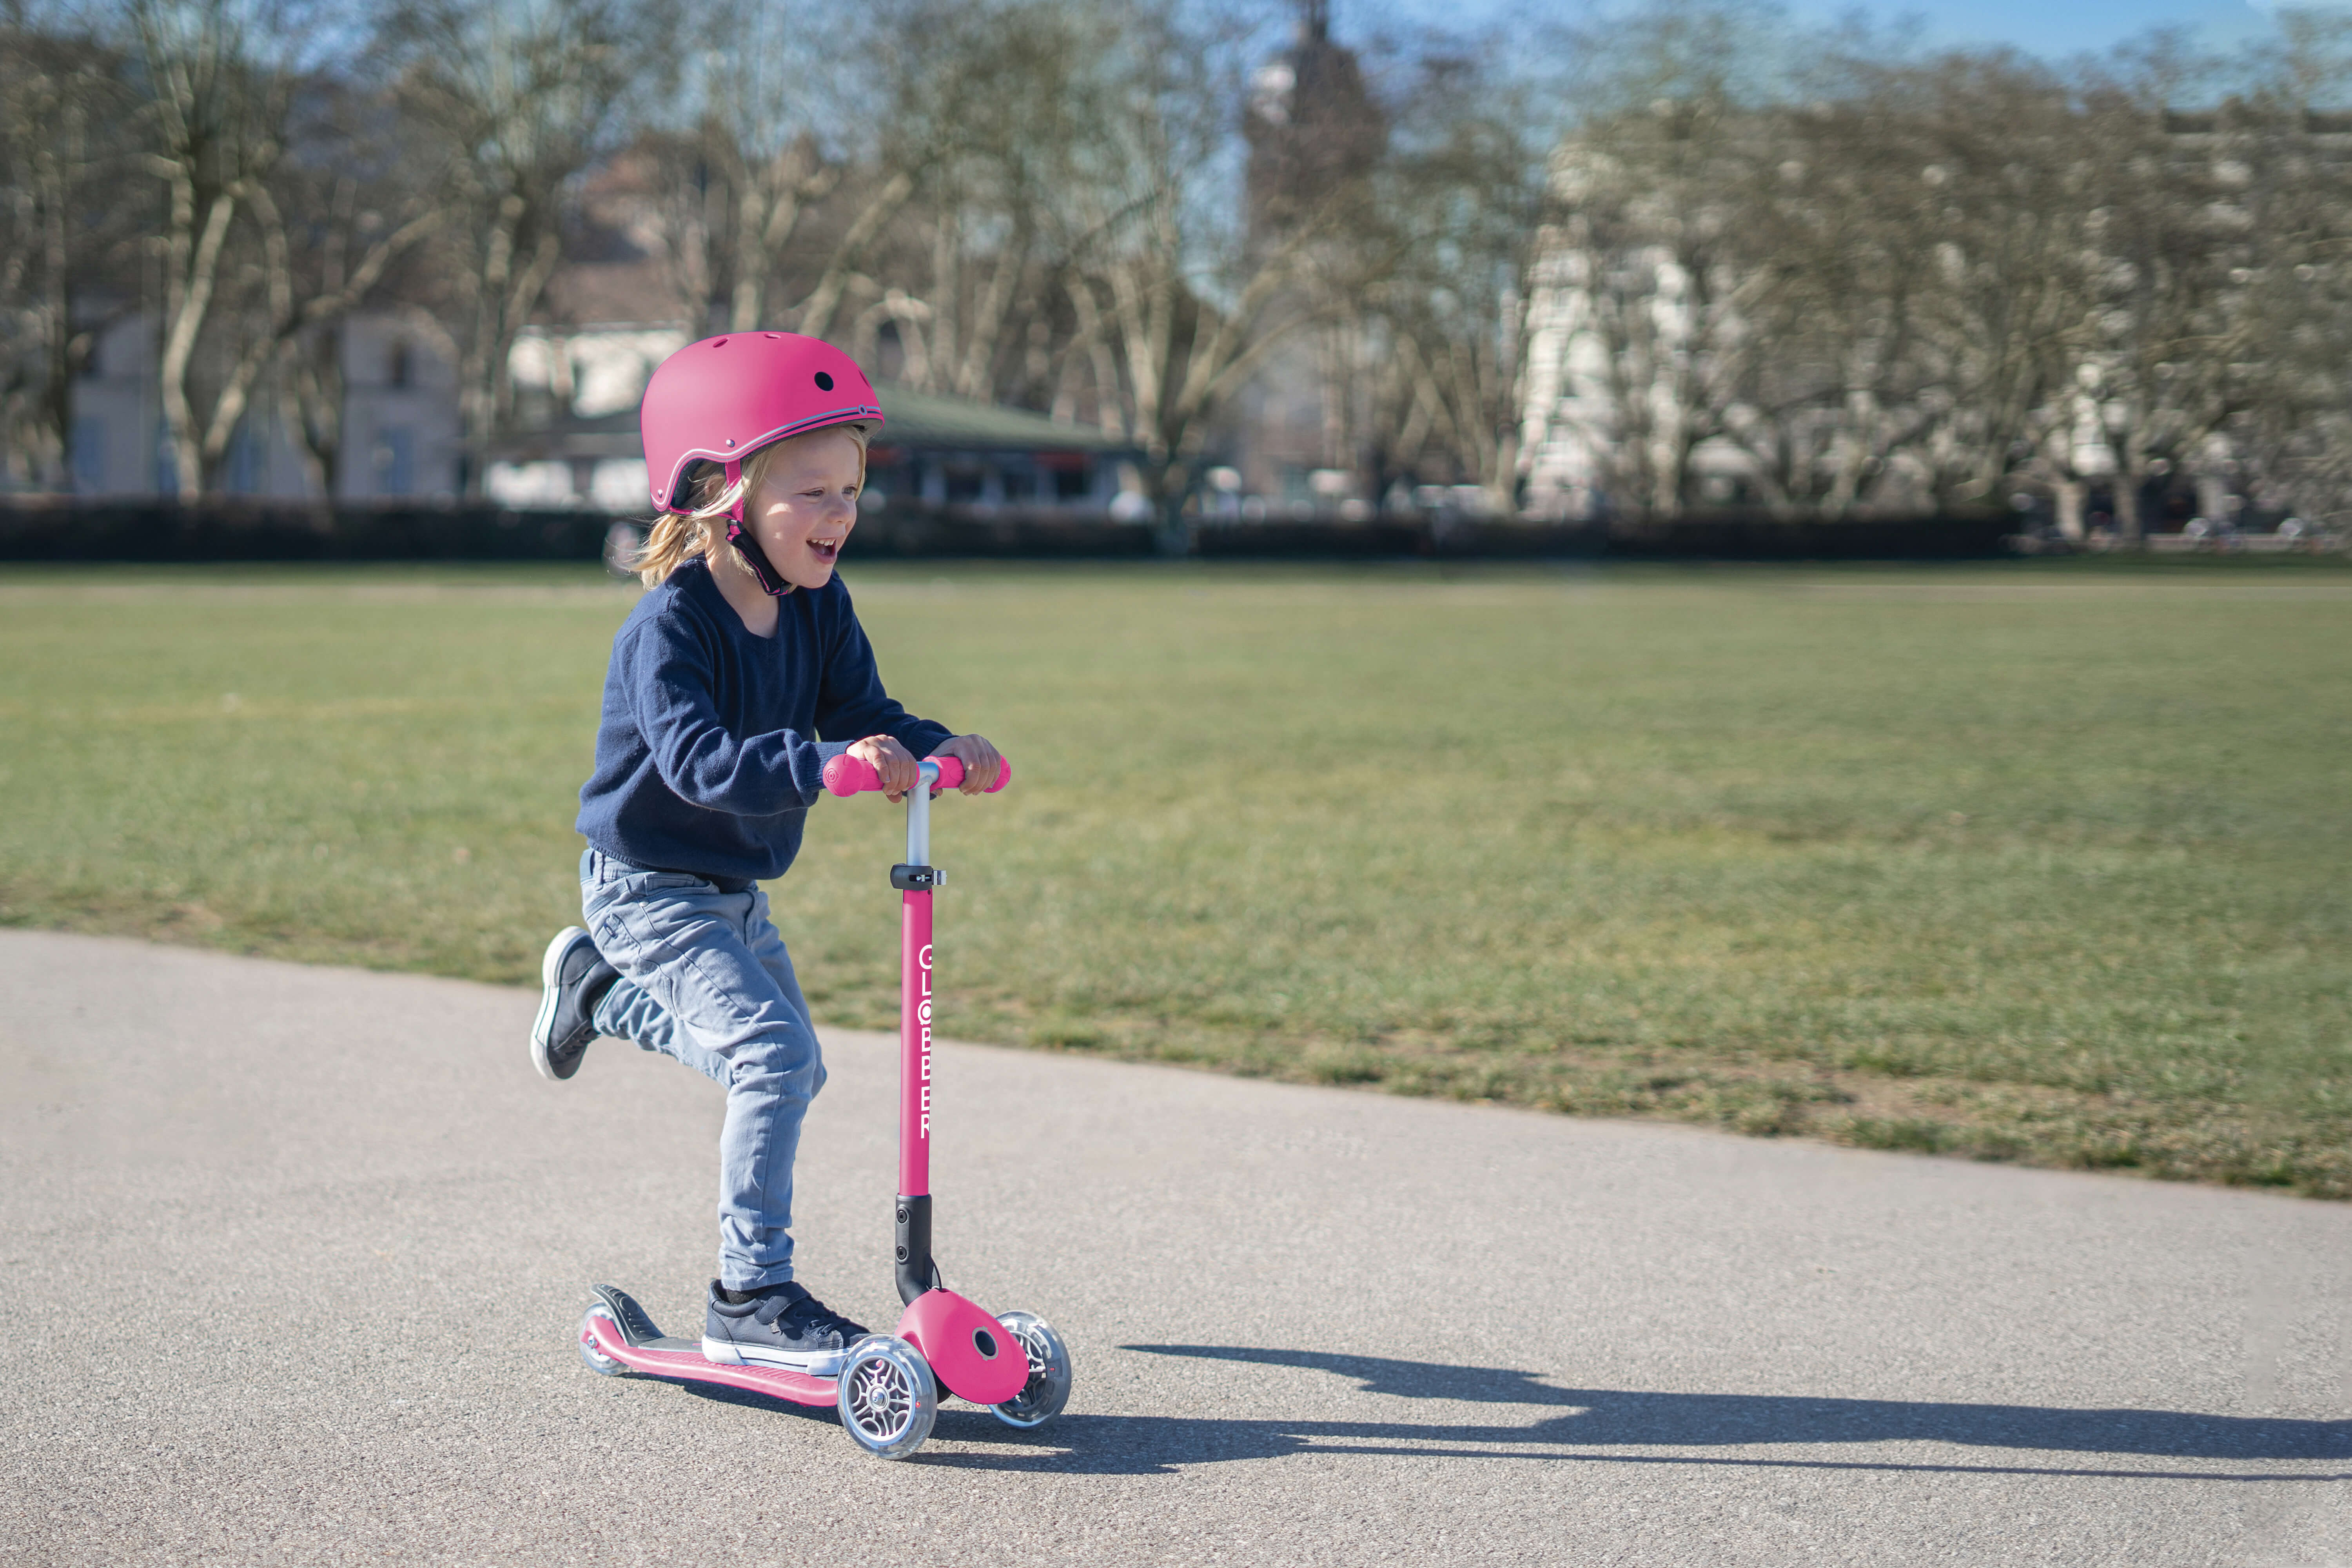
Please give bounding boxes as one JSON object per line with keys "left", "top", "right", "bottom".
{"left": 814, "top": 371, "right": 835, "bottom": 391}
{"left": 711, "top": 338, "right": 728, "bottom": 348}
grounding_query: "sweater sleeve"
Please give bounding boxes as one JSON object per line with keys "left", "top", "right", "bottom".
{"left": 813, "top": 586, "right": 954, "bottom": 757}
{"left": 620, "top": 612, "right": 826, "bottom": 815}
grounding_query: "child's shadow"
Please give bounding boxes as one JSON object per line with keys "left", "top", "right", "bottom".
{"left": 660, "top": 1343, "right": 2347, "bottom": 1478}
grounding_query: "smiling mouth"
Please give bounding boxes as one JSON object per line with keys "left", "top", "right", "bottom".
{"left": 809, "top": 538, "right": 842, "bottom": 566}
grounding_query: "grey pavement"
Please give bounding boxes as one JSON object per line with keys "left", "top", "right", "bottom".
{"left": 0, "top": 928, "right": 2345, "bottom": 1566}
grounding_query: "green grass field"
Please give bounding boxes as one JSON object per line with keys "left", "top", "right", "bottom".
{"left": 3, "top": 559, "right": 2346, "bottom": 1196}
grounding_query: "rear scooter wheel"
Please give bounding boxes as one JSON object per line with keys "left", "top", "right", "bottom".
{"left": 835, "top": 1336, "right": 937, "bottom": 1459}
{"left": 989, "top": 1311, "right": 1073, "bottom": 1429}
{"left": 577, "top": 1305, "right": 632, "bottom": 1377}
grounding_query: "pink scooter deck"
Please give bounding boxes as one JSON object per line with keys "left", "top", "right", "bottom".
{"left": 580, "top": 1288, "right": 837, "bottom": 1406}
{"left": 582, "top": 1283, "right": 1029, "bottom": 1407}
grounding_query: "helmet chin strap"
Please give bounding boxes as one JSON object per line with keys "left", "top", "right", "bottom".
{"left": 720, "top": 457, "right": 793, "bottom": 597}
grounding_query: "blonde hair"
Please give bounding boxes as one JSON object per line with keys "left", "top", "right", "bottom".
{"left": 633, "top": 423, "right": 872, "bottom": 587}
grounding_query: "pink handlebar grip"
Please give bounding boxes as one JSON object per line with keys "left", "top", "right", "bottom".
{"left": 822, "top": 752, "right": 1012, "bottom": 797}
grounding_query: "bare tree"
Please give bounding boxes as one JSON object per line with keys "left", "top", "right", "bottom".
{"left": 123, "top": 0, "right": 441, "bottom": 497}
{"left": 1360, "top": 41, "right": 1552, "bottom": 512}
{"left": 1049, "top": 0, "right": 1365, "bottom": 546}
{"left": 379, "top": 0, "right": 647, "bottom": 494}
{"left": 851, "top": 0, "right": 1115, "bottom": 403}
{"left": 1520, "top": 2, "right": 1798, "bottom": 519}
{"left": 1771, "top": 51, "right": 2103, "bottom": 517}
{"left": 12, "top": 0, "right": 2350, "bottom": 535}
{"left": 1538, "top": 97, "right": 1791, "bottom": 518}
{"left": 267, "top": 90, "right": 449, "bottom": 499}
{"left": 2229, "top": 53, "right": 2352, "bottom": 525}
{"left": 637, "top": 0, "right": 869, "bottom": 335}
{"left": 2058, "top": 26, "right": 2352, "bottom": 540}
{"left": 639, "top": 0, "right": 1084, "bottom": 358}
{"left": 125, "top": 0, "right": 306, "bottom": 499}
{"left": 0, "top": 4, "right": 133, "bottom": 490}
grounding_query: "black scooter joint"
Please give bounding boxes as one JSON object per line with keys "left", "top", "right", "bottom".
{"left": 894, "top": 1194, "right": 944, "bottom": 1304}
{"left": 890, "top": 864, "right": 943, "bottom": 891}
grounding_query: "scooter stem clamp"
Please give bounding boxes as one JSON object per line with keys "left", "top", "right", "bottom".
{"left": 891, "top": 864, "right": 943, "bottom": 891}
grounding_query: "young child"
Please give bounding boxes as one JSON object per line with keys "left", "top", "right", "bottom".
{"left": 529, "top": 332, "right": 1002, "bottom": 1375}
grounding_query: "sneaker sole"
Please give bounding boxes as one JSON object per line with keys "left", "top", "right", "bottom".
{"left": 530, "top": 926, "right": 591, "bottom": 1081}
{"left": 701, "top": 1334, "right": 850, "bottom": 1378}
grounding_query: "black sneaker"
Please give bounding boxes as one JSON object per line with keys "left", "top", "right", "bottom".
{"left": 703, "top": 1281, "right": 870, "bottom": 1375}
{"left": 531, "top": 926, "right": 617, "bottom": 1082}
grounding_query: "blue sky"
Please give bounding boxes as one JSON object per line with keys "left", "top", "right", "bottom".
{"left": 1777, "top": 0, "right": 2318, "bottom": 57}
{"left": 1373, "top": 0, "right": 2345, "bottom": 60}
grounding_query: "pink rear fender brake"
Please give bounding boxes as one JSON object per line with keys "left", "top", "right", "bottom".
{"left": 895, "top": 1289, "right": 1031, "bottom": 1405}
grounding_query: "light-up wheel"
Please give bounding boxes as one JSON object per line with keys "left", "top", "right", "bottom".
{"left": 989, "top": 1311, "right": 1073, "bottom": 1429}
{"left": 835, "top": 1336, "right": 938, "bottom": 1459}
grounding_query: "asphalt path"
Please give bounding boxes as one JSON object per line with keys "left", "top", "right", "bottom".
{"left": 1, "top": 929, "right": 2345, "bottom": 1566}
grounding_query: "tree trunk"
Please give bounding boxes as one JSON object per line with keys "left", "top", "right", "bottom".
{"left": 728, "top": 176, "right": 771, "bottom": 333}
{"left": 2053, "top": 477, "right": 2085, "bottom": 541}
{"left": 2113, "top": 460, "right": 2146, "bottom": 546}
{"left": 157, "top": 189, "right": 240, "bottom": 501}
{"left": 1151, "top": 463, "right": 1191, "bottom": 557}
{"left": 1485, "top": 425, "right": 1521, "bottom": 518}
{"left": 35, "top": 142, "right": 74, "bottom": 490}
{"left": 795, "top": 172, "right": 914, "bottom": 342}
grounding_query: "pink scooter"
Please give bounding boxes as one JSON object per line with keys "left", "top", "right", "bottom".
{"left": 573, "top": 753, "right": 1073, "bottom": 1459}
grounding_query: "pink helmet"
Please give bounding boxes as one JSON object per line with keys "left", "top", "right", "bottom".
{"left": 640, "top": 332, "right": 884, "bottom": 514}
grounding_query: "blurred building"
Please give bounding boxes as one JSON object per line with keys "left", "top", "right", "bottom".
{"left": 1226, "top": 0, "right": 1385, "bottom": 514}
{"left": 489, "top": 320, "right": 1136, "bottom": 517}
{"left": 1516, "top": 243, "right": 1760, "bottom": 523}
{"left": 1515, "top": 127, "right": 1782, "bottom": 523}
{"left": 1243, "top": 0, "right": 1384, "bottom": 240}
{"left": 59, "top": 309, "right": 461, "bottom": 500}
{"left": 46, "top": 294, "right": 1130, "bottom": 515}
{"left": 1517, "top": 109, "right": 2352, "bottom": 531}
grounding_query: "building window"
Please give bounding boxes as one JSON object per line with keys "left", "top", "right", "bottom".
{"left": 1037, "top": 451, "right": 1091, "bottom": 501}
{"left": 226, "top": 421, "right": 264, "bottom": 494}
{"left": 70, "top": 417, "right": 104, "bottom": 494}
{"left": 375, "top": 427, "right": 416, "bottom": 495}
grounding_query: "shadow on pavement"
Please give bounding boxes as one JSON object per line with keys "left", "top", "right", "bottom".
{"left": 662, "top": 1379, "right": 840, "bottom": 1424}
{"left": 634, "top": 1345, "right": 2350, "bottom": 1479}
{"left": 912, "top": 1411, "right": 2350, "bottom": 1479}
{"left": 1124, "top": 1345, "right": 2348, "bottom": 1460}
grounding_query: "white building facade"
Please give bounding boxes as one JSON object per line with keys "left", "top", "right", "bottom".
{"left": 60, "top": 311, "right": 463, "bottom": 501}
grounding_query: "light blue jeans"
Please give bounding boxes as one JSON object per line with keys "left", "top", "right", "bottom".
{"left": 580, "top": 849, "right": 826, "bottom": 1292}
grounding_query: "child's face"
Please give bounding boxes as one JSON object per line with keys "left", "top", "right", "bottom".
{"left": 740, "top": 428, "right": 863, "bottom": 590}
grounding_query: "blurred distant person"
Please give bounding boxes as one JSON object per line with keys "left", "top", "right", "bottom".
{"left": 602, "top": 521, "right": 644, "bottom": 578}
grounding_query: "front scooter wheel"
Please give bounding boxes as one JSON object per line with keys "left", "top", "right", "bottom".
{"left": 989, "top": 1311, "right": 1073, "bottom": 1429}
{"left": 835, "top": 1336, "right": 937, "bottom": 1459}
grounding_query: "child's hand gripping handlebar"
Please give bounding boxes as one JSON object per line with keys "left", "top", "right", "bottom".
{"left": 823, "top": 751, "right": 1013, "bottom": 797}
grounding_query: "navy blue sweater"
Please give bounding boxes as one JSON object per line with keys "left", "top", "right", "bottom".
{"left": 575, "top": 560, "right": 952, "bottom": 883}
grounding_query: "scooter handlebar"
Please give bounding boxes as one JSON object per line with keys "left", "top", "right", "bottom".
{"left": 822, "top": 751, "right": 1013, "bottom": 797}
